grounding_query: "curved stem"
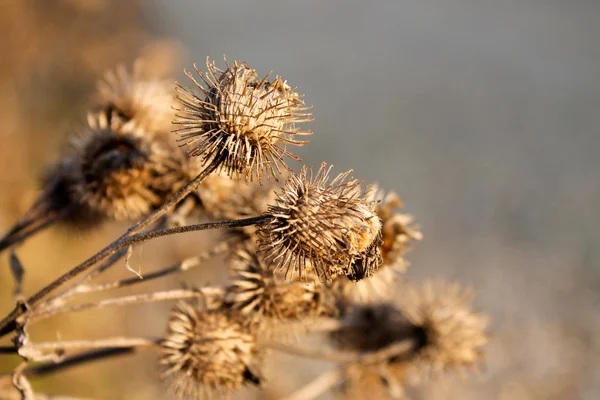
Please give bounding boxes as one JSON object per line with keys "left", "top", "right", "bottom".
{"left": 0, "top": 211, "right": 62, "bottom": 253}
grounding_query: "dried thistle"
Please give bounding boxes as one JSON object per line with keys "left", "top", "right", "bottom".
{"left": 329, "top": 280, "right": 488, "bottom": 389}
{"left": 225, "top": 243, "right": 335, "bottom": 335}
{"left": 70, "top": 111, "right": 190, "bottom": 221}
{"left": 258, "top": 162, "right": 383, "bottom": 282}
{"left": 331, "top": 188, "right": 423, "bottom": 303}
{"left": 397, "top": 280, "right": 489, "bottom": 383}
{"left": 96, "top": 61, "right": 177, "bottom": 134}
{"left": 174, "top": 58, "right": 312, "bottom": 181}
{"left": 160, "top": 299, "right": 263, "bottom": 399}
{"left": 0, "top": 109, "right": 192, "bottom": 252}
{"left": 375, "top": 190, "right": 423, "bottom": 268}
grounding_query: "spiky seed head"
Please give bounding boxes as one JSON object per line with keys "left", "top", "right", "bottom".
{"left": 329, "top": 281, "right": 488, "bottom": 386}
{"left": 96, "top": 61, "right": 177, "bottom": 134}
{"left": 70, "top": 111, "right": 189, "bottom": 221}
{"left": 225, "top": 243, "right": 335, "bottom": 333}
{"left": 258, "top": 162, "right": 383, "bottom": 282}
{"left": 374, "top": 189, "right": 423, "bottom": 269}
{"left": 160, "top": 300, "right": 262, "bottom": 399}
{"left": 330, "top": 187, "right": 422, "bottom": 302}
{"left": 174, "top": 58, "right": 312, "bottom": 181}
{"left": 398, "top": 280, "right": 489, "bottom": 383}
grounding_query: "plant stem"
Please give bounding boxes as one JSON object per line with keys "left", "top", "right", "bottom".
{"left": 0, "top": 347, "right": 148, "bottom": 380}
{"left": 25, "top": 347, "right": 137, "bottom": 378}
{"left": 281, "top": 368, "right": 343, "bottom": 400}
{"left": 43, "top": 248, "right": 129, "bottom": 306}
{"left": 27, "top": 288, "right": 224, "bottom": 322}
{"left": 0, "top": 156, "right": 224, "bottom": 337}
{"left": 265, "top": 338, "right": 417, "bottom": 365}
{"left": 21, "top": 337, "right": 158, "bottom": 355}
{"left": 71, "top": 240, "right": 233, "bottom": 296}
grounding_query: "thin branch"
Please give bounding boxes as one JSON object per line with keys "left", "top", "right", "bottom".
{"left": 72, "top": 240, "right": 233, "bottom": 296}
{"left": 24, "top": 348, "right": 136, "bottom": 378}
{"left": 265, "top": 338, "right": 417, "bottom": 365}
{"left": 43, "top": 248, "right": 129, "bottom": 307}
{"left": 16, "top": 337, "right": 158, "bottom": 364}
{"left": 27, "top": 288, "right": 224, "bottom": 322}
{"left": 0, "top": 209, "right": 64, "bottom": 254}
{"left": 20, "top": 337, "right": 158, "bottom": 356}
{"left": 0, "top": 347, "right": 145, "bottom": 383}
{"left": 0, "top": 156, "right": 224, "bottom": 338}
{"left": 120, "top": 214, "right": 271, "bottom": 249}
{"left": 0, "top": 345, "right": 17, "bottom": 354}
{"left": 281, "top": 368, "right": 344, "bottom": 400}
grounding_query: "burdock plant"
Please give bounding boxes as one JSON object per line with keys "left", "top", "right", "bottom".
{"left": 0, "top": 57, "right": 489, "bottom": 400}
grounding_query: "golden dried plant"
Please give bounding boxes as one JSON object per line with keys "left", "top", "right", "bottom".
{"left": 0, "top": 55, "right": 490, "bottom": 400}
{"left": 258, "top": 162, "right": 383, "bottom": 282}
{"left": 174, "top": 58, "right": 313, "bottom": 181}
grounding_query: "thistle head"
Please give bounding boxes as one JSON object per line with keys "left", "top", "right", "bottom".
{"left": 70, "top": 111, "right": 189, "bottom": 221}
{"left": 375, "top": 189, "right": 423, "bottom": 268}
{"left": 331, "top": 187, "right": 423, "bottom": 303}
{"left": 397, "top": 280, "right": 489, "bottom": 383}
{"left": 225, "top": 242, "right": 335, "bottom": 335}
{"left": 330, "top": 280, "right": 488, "bottom": 387}
{"left": 174, "top": 58, "right": 312, "bottom": 181}
{"left": 160, "top": 299, "right": 263, "bottom": 399}
{"left": 258, "top": 162, "right": 383, "bottom": 282}
{"left": 96, "top": 61, "right": 177, "bottom": 134}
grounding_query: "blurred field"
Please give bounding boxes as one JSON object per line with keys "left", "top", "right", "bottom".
{"left": 1, "top": 0, "right": 599, "bottom": 399}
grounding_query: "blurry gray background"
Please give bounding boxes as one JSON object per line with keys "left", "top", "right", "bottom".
{"left": 146, "top": 1, "right": 600, "bottom": 398}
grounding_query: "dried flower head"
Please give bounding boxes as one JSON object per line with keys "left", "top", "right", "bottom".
{"left": 174, "top": 58, "right": 312, "bottom": 181}
{"left": 258, "top": 162, "right": 383, "bottom": 282}
{"left": 70, "top": 111, "right": 190, "bottom": 221}
{"left": 398, "top": 280, "right": 489, "bottom": 383}
{"left": 375, "top": 189, "right": 423, "bottom": 269}
{"left": 225, "top": 243, "right": 335, "bottom": 333}
{"left": 330, "top": 188, "right": 422, "bottom": 303}
{"left": 160, "top": 300, "right": 262, "bottom": 399}
{"left": 0, "top": 108, "right": 191, "bottom": 251}
{"left": 96, "top": 61, "right": 177, "bottom": 134}
{"left": 329, "top": 281, "right": 488, "bottom": 388}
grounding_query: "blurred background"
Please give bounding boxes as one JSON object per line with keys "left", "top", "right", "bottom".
{"left": 0, "top": 0, "right": 599, "bottom": 398}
